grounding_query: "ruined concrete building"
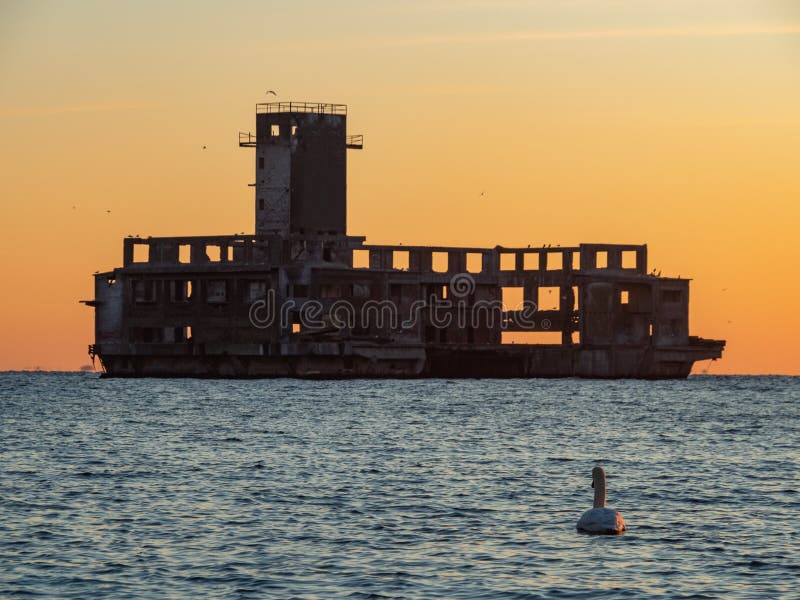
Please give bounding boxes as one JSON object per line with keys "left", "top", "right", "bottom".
{"left": 85, "top": 101, "right": 725, "bottom": 378}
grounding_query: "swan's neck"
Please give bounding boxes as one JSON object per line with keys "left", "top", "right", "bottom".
{"left": 593, "top": 473, "right": 606, "bottom": 508}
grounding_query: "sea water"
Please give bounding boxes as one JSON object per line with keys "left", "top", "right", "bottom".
{"left": 1, "top": 373, "right": 798, "bottom": 598}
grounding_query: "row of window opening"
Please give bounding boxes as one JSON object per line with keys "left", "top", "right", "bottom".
{"left": 132, "top": 244, "right": 236, "bottom": 264}
{"left": 351, "top": 250, "right": 638, "bottom": 272}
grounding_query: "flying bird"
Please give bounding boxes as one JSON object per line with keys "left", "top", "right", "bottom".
{"left": 202, "top": 145, "right": 207, "bottom": 149}
{"left": 266, "top": 90, "right": 277, "bottom": 96}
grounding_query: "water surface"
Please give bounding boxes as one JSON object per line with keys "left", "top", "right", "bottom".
{"left": 1, "top": 374, "right": 798, "bottom": 598}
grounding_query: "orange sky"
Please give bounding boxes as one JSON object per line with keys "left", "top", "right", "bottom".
{"left": 1, "top": 0, "right": 799, "bottom": 373}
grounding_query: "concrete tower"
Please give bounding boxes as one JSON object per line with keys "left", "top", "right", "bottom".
{"left": 240, "top": 102, "right": 362, "bottom": 237}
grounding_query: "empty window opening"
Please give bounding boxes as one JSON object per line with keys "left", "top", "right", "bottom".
{"left": 572, "top": 252, "right": 581, "bottom": 271}
{"left": 271, "top": 124, "right": 280, "bottom": 137}
{"left": 206, "top": 245, "right": 221, "bottom": 262}
{"left": 622, "top": 250, "right": 637, "bottom": 269}
{"left": 502, "top": 286, "right": 524, "bottom": 312}
{"left": 321, "top": 284, "right": 340, "bottom": 298}
{"left": 292, "top": 323, "right": 301, "bottom": 334}
{"left": 442, "top": 285, "right": 448, "bottom": 300}
{"left": 669, "top": 319, "right": 682, "bottom": 336}
{"left": 649, "top": 323, "right": 654, "bottom": 337}
{"left": 538, "top": 287, "right": 560, "bottom": 311}
{"left": 500, "top": 253, "right": 516, "bottom": 271}
{"left": 206, "top": 280, "right": 228, "bottom": 304}
{"left": 502, "top": 331, "right": 562, "bottom": 345}
{"left": 620, "top": 290, "right": 630, "bottom": 305}
{"left": 133, "top": 327, "right": 162, "bottom": 343}
{"left": 133, "top": 244, "right": 149, "bottom": 263}
{"left": 179, "top": 244, "right": 191, "bottom": 264}
{"left": 571, "top": 331, "right": 581, "bottom": 344}
{"left": 291, "top": 125, "right": 298, "bottom": 136}
{"left": 170, "top": 280, "right": 193, "bottom": 302}
{"left": 247, "top": 281, "right": 267, "bottom": 302}
{"left": 185, "top": 326, "right": 192, "bottom": 341}
{"left": 662, "top": 289, "right": 682, "bottom": 303}
{"left": 432, "top": 252, "right": 449, "bottom": 273}
{"left": 596, "top": 251, "right": 608, "bottom": 268}
{"left": 426, "top": 284, "right": 443, "bottom": 299}
{"left": 133, "top": 280, "right": 156, "bottom": 304}
{"left": 393, "top": 250, "right": 409, "bottom": 270}
{"left": 466, "top": 252, "right": 483, "bottom": 273}
{"left": 572, "top": 286, "right": 579, "bottom": 310}
{"left": 524, "top": 253, "right": 539, "bottom": 271}
{"left": 258, "top": 156, "right": 264, "bottom": 169}
{"left": 351, "top": 283, "right": 371, "bottom": 298}
{"left": 353, "top": 249, "right": 370, "bottom": 268}
{"left": 546, "top": 252, "right": 563, "bottom": 271}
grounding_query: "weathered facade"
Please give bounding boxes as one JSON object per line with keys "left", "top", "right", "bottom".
{"left": 85, "top": 101, "right": 724, "bottom": 378}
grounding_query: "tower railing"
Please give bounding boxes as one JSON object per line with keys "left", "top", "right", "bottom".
{"left": 256, "top": 102, "right": 347, "bottom": 115}
{"left": 238, "top": 132, "right": 256, "bottom": 147}
{"left": 346, "top": 135, "right": 364, "bottom": 149}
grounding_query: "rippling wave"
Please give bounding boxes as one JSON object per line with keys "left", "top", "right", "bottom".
{"left": 1, "top": 373, "right": 798, "bottom": 598}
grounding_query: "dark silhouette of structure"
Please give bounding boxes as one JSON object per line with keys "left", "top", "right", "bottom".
{"left": 84, "top": 101, "right": 724, "bottom": 378}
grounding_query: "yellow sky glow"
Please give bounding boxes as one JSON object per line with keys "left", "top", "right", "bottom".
{"left": 0, "top": 0, "right": 798, "bottom": 373}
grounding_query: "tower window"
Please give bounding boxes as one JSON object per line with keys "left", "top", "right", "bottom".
{"left": 258, "top": 156, "right": 264, "bottom": 169}
{"left": 259, "top": 198, "right": 264, "bottom": 210}
{"left": 271, "top": 125, "right": 280, "bottom": 137}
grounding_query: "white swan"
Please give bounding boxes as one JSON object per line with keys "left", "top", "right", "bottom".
{"left": 576, "top": 466, "right": 626, "bottom": 535}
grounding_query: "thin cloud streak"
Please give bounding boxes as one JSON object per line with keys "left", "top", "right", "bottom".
{"left": 380, "top": 23, "right": 800, "bottom": 47}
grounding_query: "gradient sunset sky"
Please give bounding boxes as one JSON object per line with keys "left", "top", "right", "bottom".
{"left": 1, "top": 0, "right": 798, "bottom": 373}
